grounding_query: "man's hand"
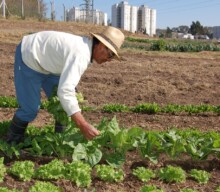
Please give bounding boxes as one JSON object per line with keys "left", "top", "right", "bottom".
{"left": 79, "top": 123, "right": 100, "bottom": 140}
{"left": 71, "top": 111, "right": 100, "bottom": 140}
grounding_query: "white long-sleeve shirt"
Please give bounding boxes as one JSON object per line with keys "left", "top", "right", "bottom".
{"left": 21, "top": 31, "right": 93, "bottom": 116}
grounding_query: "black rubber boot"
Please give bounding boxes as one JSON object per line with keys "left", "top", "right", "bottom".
{"left": 7, "top": 115, "right": 28, "bottom": 144}
{"left": 55, "top": 121, "right": 66, "bottom": 133}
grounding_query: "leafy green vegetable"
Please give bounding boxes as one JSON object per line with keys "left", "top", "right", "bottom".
{"left": 104, "top": 151, "right": 126, "bottom": 168}
{"left": 76, "top": 92, "right": 87, "bottom": 104}
{"left": 157, "top": 165, "right": 186, "bottom": 183}
{"left": 0, "top": 121, "right": 10, "bottom": 135}
{"left": 161, "top": 129, "right": 186, "bottom": 158}
{"left": 47, "top": 96, "right": 70, "bottom": 126}
{"left": 140, "top": 185, "right": 164, "bottom": 192}
{"left": 102, "top": 104, "right": 129, "bottom": 113}
{"left": 72, "top": 142, "right": 102, "bottom": 166}
{"left": 0, "top": 139, "right": 20, "bottom": 158}
{"left": 138, "top": 131, "right": 161, "bottom": 164}
{"left": 95, "top": 164, "right": 124, "bottom": 182}
{"left": 29, "top": 181, "right": 62, "bottom": 192}
{"left": 8, "top": 160, "right": 35, "bottom": 181}
{"left": 0, "top": 187, "right": 22, "bottom": 192}
{"left": 0, "top": 96, "right": 18, "bottom": 108}
{"left": 34, "top": 159, "right": 65, "bottom": 180}
{"left": 189, "top": 169, "right": 211, "bottom": 184}
{"left": 26, "top": 125, "right": 54, "bottom": 136}
{"left": 132, "top": 103, "right": 160, "bottom": 114}
{"left": 65, "top": 161, "right": 92, "bottom": 188}
{"left": 132, "top": 167, "right": 155, "bottom": 182}
{"left": 0, "top": 157, "right": 6, "bottom": 182}
{"left": 183, "top": 131, "right": 214, "bottom": 160}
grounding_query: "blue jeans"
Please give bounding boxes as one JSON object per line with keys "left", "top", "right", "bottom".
{"left": 14, "top": 43, "right": 60, "bottom": 122}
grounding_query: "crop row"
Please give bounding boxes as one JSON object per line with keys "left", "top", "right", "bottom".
{"left": 126, "top": 37, "right": 220, "bottom": 46}
{"left": 0, "top": 157, "right": 218, "bottom": 192}
{"left": 1, "top": 116, "right": 220, "bottom": 166}
{"left": 0, "top": 96, "right": 220, "bottom": 115}
{"left": 124, "top": 37, "right": 220, "bottom": 52}
{"left": 0, "top": 95, "right": 220, "bottom": 192}
{"left": 1, "top": 95, "right": 220, "bottom": 165}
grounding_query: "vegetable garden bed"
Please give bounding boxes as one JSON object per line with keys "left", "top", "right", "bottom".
{"left": 1, "top": 18, "right": 220, "bottom": 192}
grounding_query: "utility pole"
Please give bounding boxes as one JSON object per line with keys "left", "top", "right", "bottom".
{"left": 63, "top": 4, "right": 66, "bottom": 21}
{"left": 21, "top": 0, "right": 24, "bottom": 18}
{"left": 50, "top": 0, "right": 55, "bottom": 21}
{"left": 92, "top": 0, "right": 94, "bottom": 23}
{"left": 0, "top": 0, "right": 6, "bottom": 18}
{"left": 37, "top": 0, "right": 40, "bottom": 17}
{"left": 80, "top": 0, "right": 94, "bottom": 23}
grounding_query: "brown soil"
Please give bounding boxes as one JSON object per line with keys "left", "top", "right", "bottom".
{"left": 0, "top": 18, "right": 220, "bottom": 192}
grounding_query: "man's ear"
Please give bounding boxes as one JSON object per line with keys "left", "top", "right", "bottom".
{"left": 92, "top": 42, "right": 101, "bottom": 60}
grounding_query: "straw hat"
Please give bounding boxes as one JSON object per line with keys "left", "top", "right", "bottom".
{"left": 91, "top": 26, "right": 125, "bottom": 58}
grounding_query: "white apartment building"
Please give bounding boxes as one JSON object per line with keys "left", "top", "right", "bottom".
{"left": 112, "top": 1, "right": 156, "bottom": 36}
{"left": 150, "top": 9, "right": 156, "bottom": 36}
{"left": 121, "top": 2, "right": 130, "bottom": 31}
{"left": 66, "top": 7, "right": 107, "bottom": 26}
{"left": 66, "top": 7, "right": 81, "bottom": 22}
{"left": 130, "top": 6, "right": 138, "bottom": 33}
{"left": 213, "top": 26, "right": 220, "bottom": 39}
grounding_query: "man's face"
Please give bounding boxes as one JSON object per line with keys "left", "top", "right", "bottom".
{"left": 93, "top": 43, "right": 115, "bottom": 64}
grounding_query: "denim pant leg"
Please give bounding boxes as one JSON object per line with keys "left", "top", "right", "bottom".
{"left": 14, "top": 43, "right": 48, "bottom": 122}
{"left": 42, "top": 74, "right": 60, "bottom": 99}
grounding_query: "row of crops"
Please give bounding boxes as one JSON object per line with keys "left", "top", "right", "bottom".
{"left": 1, "top": 116, "right": 220, "bottom": 165}
{"left": 1, "top": 116, "right": 220, "bottom": 192}
{"left": 0, "top": 96, "right": 220, "bottom": 115}
{"left": 0, "top": 156, "right": 219, "bottom": 192}
{"left": 0, "top": 95, "right": 220, "bottom": 192}
{"left": 123, "top": 37, "right": 220, "bottom": 52}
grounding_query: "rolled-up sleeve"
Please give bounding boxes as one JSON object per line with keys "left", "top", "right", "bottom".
{"left": 57, "top": 54, "right": 89, "bottom": 116}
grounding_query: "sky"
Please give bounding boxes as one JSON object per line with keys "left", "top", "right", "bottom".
{"left": 44, "top": 0, "right": 220, "bottom": 29}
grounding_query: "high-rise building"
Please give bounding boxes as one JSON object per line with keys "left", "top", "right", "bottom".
{"left": 213, "top": 26, "right": 220, "bottom": 39}
{"left": 130, "top": 6, "right": 138, "bottom": 33}
{"left": 112, "top": 1, "right": 156, "bottom": 36}
{"left": 66, "top": 7, "right": 107, "bottom": 26}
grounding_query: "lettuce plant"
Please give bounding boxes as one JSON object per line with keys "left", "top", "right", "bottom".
{"left": 65, "top": 161, "right": 92, "bottom": 188}
{"left": 29, "top": 181, "right": 62, "bottom": 192}
{"left": 34, "top": 159, "right": 65, "bottom": 180}
{"left": 157, "top": 165, "right": 186, "bottom": 183}
{"left": 132, "top": 167, "right": 155, "bottom": 182}
{"left": 0, "top": 187, "right": 22, "bottom": 192}
{"left": 189, "top": 169, "right": 211, "bottom": 184}
{"left": 8, "top": 160, "right": 35, "bottom": 181}
{"left": 95, "top": 164, "right": 124, "bottom": 182}
{"left": 0, "top": 157, "right": 6, "bottom": 182}
{"left": 140, "top": 185, "right": 164, "bottom": 192}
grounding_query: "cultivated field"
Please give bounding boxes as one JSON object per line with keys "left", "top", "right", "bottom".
{"left": 0, "top": 18, "right": 220, "bottom": 192}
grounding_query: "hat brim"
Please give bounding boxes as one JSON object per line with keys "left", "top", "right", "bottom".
{"left": 91, "top": 33, "right": 120, "bottom": 58}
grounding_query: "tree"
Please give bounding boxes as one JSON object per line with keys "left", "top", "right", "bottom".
{"left": 1, "top": 0, "right": 47, "bottom": 19}
{"left": 189, "top": 21, "right": 205, "bottom": 35}
{"left": 178, "top": 25, "right": 189, "bottom": 33}
{"left": 165, "top": 27, "right": 172, "bottom": 38}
